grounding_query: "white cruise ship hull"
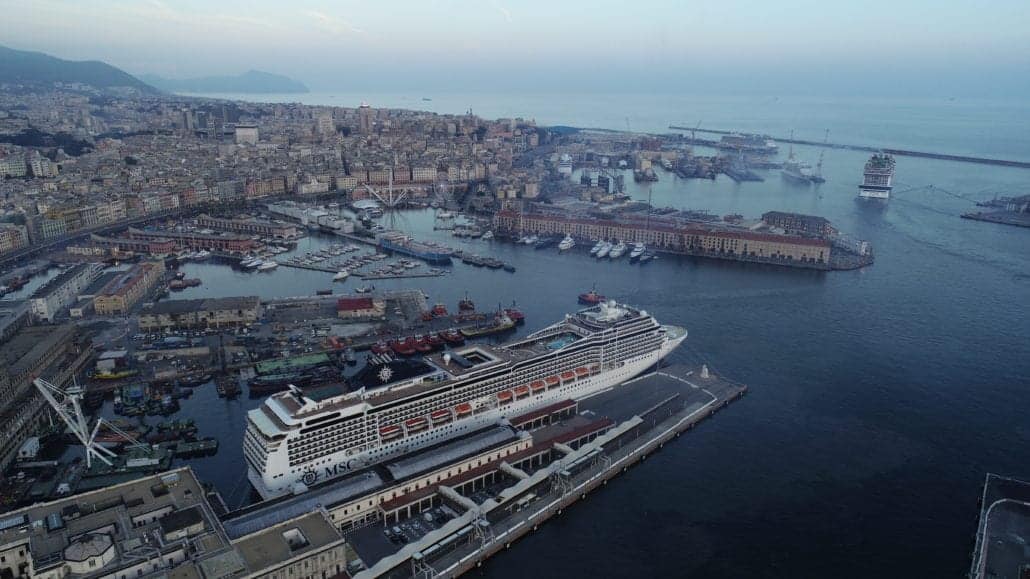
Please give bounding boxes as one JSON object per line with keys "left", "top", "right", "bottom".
{"left": 248, "top": 329, "right": 686, "bottom": 500}
{"left": 858, "top": 186, "right": 891, "bottom": 200}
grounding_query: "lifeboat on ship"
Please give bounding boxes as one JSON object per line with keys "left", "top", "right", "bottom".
{"left": 431, "top": 409, "right": 452, "bottom": 423}
{"left": 561, "top": 370, "right": 576, "bottom": 382}
{"left": 545, "top": 375, "right": 560, "bottom": 388}
{"left": 380, "top": 424, "right": 402, "bottom": 441}
{"left": 455, "top": 402, "right": 472, "bottom": 416}
{"left": 530, "top": 380, "right": 546, "bottom": 393}
{"left": 497, "top": 390, "right": 514, "bottom": 404}
{"left": 514, "top": 385, "right": 530, "bottom": 399}
{"left": 405, "top": 417, "right": 428, "bottom": 432}
{"left": 575, "top": 366, "right": 590, "bottom": 378}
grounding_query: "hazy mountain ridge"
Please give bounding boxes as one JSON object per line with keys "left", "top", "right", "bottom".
{"left": 140, "top": 70, "right": 309, "bottom": 94}
{"left": 0, "top": 45, "right": 156, "bottom": 92}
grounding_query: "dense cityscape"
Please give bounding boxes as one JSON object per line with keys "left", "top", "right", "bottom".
{"left": 0, "top": 4, "right": 1028, "bottom": 577}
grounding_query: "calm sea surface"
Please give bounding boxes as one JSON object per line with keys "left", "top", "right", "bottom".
{"left": 141, "top": 92, "right": 1030, "bottom": 577}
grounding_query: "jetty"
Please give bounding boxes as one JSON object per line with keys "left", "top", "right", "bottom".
{"left": 669, "top": 126, "right": 1030, "bottom": 169}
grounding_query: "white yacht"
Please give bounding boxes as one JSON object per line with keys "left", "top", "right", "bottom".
{"left": 595, "top": 241, "right": 612, "bottom": 258}
{"left": 590, "top": 240, "right": 606, "bottom": 256}
{"left": 558, "top": 235, "right": 575, "bottom": 251}
{"left": 608, "top": 241, "right": 627, "bottom": 259}
{"left": 257, "top": 261, "right": 279, "bottom": 272}
{"left": 482, "top": 231, "right": 494, "bottom": 240}
{"left": 333, "top": 270, "right": 350, "bottom": 282}
{"left": 629, "top": 243, "right": 646, "bottom": 261}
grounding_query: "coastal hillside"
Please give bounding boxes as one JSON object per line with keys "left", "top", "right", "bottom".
{"left": 0, "top": 45, "right": 156, "bottom": 92}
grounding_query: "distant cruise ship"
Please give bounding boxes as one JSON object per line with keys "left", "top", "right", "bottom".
{"left": 858, "top": 154, "right": 896, "bottom": 200}
{"left": 243, "top": 302, "right": 687, "bottom": 499}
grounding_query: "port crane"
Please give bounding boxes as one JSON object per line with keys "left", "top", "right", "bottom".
{"left": 33, "top": 376, "right": 146, "bottom": 468}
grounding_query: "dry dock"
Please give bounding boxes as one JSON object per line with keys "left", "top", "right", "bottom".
{"left": 346, "top": 363, "right": 747, "bottom": 578}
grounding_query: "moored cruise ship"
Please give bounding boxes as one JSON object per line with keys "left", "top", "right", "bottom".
{"left": 243, "top": 302, "right": 687, "bottom": 499}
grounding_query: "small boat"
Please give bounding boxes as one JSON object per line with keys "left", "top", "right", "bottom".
{"left": 458, "top": 293, "right": 475, "bottom": 312}
{"left": 316, "top": 289, "right": 333, "bottom": 295}
{"left": 412, "top": 336, "right": 433, "bottom": 353}
{"left": 460, "top": 314, "right": 516, "bottom": 338}
{"left": 333, "top": 270, "right": 350, "bottom": 281}
{"left": 639, "top": 253, "right": 655, "bottom": 264}
{"left": 257, "top": 261, "right": 278, "bottom": 271}
{"left": 439, "top": 329, "right": 465, "bottom": 345}
{"left": 504, "top": 306, "right": 525, "bottom": 324}
{"left": 629, "top": 243, "right": 646, "bottom": 261}
{"left": 558, "top": 235, "right": 575, "bottom": 251}
{"left": 482, "top": 231, "right": 494, "bottom": 240}
{"left": 595, "top": 242, "right": 612, "bottom": 259}
{"left": 193, "top": 250, "right": 211, "bottom": 260}
{"left": 578, "top": 288, "right": 606, "bottom": 305}
{"left": 390, "top": 338, "right": 417, "bottom": 356}
{"left": 502, "top": 264, "right": 516, "bottom": 273}
{"left": 608, "top": 241, "right": 627, "bottom": 259}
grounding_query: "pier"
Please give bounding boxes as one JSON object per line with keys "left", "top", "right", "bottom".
{"left": 668, "top": 125, "right": 1030, "bottom": 169}
{"left": 344, "top": 364, "right": 748, "bottom": 578}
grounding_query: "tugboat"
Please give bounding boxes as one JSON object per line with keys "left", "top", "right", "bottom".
{"left": 458, "top": 293, "right": 475, "bottom": 312}
{"left": 390, "top": 338, "right": 417, "bottom": 356}
{"left": 438, "top": 328, "right": 465, "bottom": 345}
{"left": 578, "top": 287, "right": 606, "bottom": 305}
{"left": 431, "top": 303, "right": 449, "bottom": 317}
{"left": 503, "top": 305, "right": 525, "bottom": 325}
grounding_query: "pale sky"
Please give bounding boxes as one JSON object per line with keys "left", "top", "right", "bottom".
{"left": 2, "top": 0, "right": 1029, "bottom": 96}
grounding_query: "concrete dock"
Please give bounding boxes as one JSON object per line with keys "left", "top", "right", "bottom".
{"left": 344, "top": 363, "right": 747, "bottom": 578}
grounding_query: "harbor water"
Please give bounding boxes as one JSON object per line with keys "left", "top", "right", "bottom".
{"left": 137, "top": 93, "right": 1030, "bottom": 577}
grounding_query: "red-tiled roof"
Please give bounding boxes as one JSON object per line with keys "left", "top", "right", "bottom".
{"left": 337, "top": 297, "right": 374, "bottom": 311}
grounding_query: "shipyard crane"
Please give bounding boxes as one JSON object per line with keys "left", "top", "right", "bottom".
{"left": 33, "top": 377, "right": 147, "bottom": 468}
{"left": 33, "top": 376, "right": 116, "bottom": 467}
